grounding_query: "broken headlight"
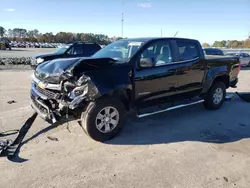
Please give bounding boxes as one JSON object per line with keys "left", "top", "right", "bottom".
{"left": 68, "top": 85, "right": 88, "bottom": 99}
{"left": 77, "top": 75, "right": 90, "bottom": 86}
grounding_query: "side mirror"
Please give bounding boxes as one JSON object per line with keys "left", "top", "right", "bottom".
{"left": 139, "top": 58, "right": 154, "bottom": 68}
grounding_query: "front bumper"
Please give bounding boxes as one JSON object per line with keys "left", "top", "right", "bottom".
{"left": 30, "top": 82, "right": 85, "bottom": 123}
{"left": 30, "top": 84, "right": 57, "bottom": 123}
{"left": 230, "top": 77, "right": 238, "bottom": 88}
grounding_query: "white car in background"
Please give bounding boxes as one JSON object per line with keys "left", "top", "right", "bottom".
{"left": 226, "top": 52, "right": 250, "bottom": 67}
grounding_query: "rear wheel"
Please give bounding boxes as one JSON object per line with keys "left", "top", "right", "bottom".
{"left": 203, "top": 82, "right": 226, "bottom": 110}
{"left": 248, "top": 61, "right": 250, "bottom": 67}
{"left": 81, "top": 97, "right": 125, "bottom": 142}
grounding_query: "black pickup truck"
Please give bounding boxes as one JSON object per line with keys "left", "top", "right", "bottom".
{"left": 30, "top": 37, "right": 240, "bottom": 141}
{"left": 30, "top": 42, "right": 102, "bottom": 68}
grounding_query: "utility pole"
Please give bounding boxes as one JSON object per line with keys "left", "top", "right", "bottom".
{"left": 121, "top": 0, "right": 124, "bottom": 38}
{"left": 121, "top": 13, "right": 124, "bottom": 38}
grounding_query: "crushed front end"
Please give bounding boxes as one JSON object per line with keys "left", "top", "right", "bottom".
{"left": 30, "top": 72, "right": 99, "bottom": 124}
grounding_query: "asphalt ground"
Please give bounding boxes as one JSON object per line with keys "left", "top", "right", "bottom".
{"left": 0, "top": 48, "right": 56, "bottom": 58}
{"left": 0, "top": 68, "right": 249, "bottom": 188}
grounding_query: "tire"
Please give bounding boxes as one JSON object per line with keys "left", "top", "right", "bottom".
{"left": 203, "top": 81, "right": 226, "bottom": 110}
{"left": 81, "top": 97, "right": 126, "bottom": 142}
{"left": 248, "top": 61, "right": 250, "bottom": 67}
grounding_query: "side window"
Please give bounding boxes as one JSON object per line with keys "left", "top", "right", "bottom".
{"left": 67, "top": 44, "right": 83, "bottom": 55}
{"left": 140, "top": 40, "right": 172, "bottom": 67}
{"left": 216, "top": 50, "right": 224, "bottom": 55}
{"left": 177, "top": 41, "right": 199, "bottom": 61}
{"left": 204, "top": 49, "right": 212, "bottom": 55}
{"left": 83, "top": 44, "right": 101, "bottom": 56}
{"left": 243, "top": 53, "right": 249, "bottom": 57}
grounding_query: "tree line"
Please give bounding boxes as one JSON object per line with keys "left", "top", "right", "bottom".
{"left": 0, "top": 26, "right": 249, "bottom": 47}
{"left": 202, "top": 38, "right": 250, "bottom": 48}
{"left": 0, "top": 26, "right": 122, "bottom": 45}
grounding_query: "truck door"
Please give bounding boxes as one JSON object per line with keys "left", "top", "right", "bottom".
{"left": 174, "top": 40, "right": 206, "bottom": 94}
{"left": 133, "top": 39, "right": 179, "bottom": 105}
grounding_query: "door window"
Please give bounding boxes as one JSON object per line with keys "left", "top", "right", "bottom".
{"left": 243, "top": 53, "right": 249, "bottom": 57}
{"left": 67, "top": 44, "right": 83, "bottom": 55}
{"left": 140, "top": 41, "right": 173, "bottom": 67}
{"left": 83, "top": 44, "right": 101, "bottom": 56}
{"left": 177, "top": 41, "right": 199, "bottom": 61}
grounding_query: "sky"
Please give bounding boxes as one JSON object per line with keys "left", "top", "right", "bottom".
{"left": 0, "top": 0, "right": 249, "bottom": 44}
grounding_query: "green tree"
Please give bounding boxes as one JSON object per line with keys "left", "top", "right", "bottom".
{"left": 0, "top": 26, "right": 6, "bottom": 37}
{"left": 7, "top": 29, "right": 13, "bottom": 38}
{"left": 243, "top": 39, "right": 250, "bottom": 48}
{"left": 227, "top": 40, "right": 242, "bottom": 48}
{"left": 212, "top": 41, "right": 224, "bottom": 48}
{"left": 221, "top": 40, "right": 226, "bottom": 47}
{"left": 12, "top": 28, "right": 27, "bottom": 38}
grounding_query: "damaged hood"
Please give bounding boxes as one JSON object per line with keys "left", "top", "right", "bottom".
{"left": 35, "top": 57, "right": 116, "bottom": 83}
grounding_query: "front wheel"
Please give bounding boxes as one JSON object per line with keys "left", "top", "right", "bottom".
{"left": 81, "top": 97, "right": 126, "bottom": 142}
{"left": 203, "top": 82, "right": 226, "bottom": 110}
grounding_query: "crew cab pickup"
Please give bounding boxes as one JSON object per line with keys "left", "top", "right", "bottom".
{"left": 30, "top": 37, "right": 240, "bottom": 141}
{"left": 30, "top": 42, "right": 102, "bottom": 68}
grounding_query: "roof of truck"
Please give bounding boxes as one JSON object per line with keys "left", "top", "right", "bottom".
{"left": 122, "top": 37, "right": 199, "bottom": 42}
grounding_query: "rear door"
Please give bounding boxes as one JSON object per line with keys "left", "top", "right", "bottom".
{"left": 173, "top": 40, "right": 206, "bottom": 94}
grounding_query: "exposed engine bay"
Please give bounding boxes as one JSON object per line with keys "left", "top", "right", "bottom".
{"left": 31, "top": 72, "right": 100, "bottom": 123}
{"left": 30, "top": 57, "right": 117, "bottom": 123}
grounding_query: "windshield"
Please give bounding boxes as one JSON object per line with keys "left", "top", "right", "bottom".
{"left": 92, "top": 39, "right": 144, "bottom": 61}
{"left": 55, "top": 46, "right": 69, "bottom": 54}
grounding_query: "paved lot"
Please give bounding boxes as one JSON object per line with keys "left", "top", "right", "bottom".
{"left": 0, "top": 48, "right": 55, "bottom": 58}
{"left": 0, "top": 68, "right": 250, "bottom": 188}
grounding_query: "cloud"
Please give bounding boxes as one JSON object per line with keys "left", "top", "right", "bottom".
{"left": 137, "top": 2, "right": 152, "bottom": 8}
{"left": 4, "top": 8, "right": 15, "bottom": 12}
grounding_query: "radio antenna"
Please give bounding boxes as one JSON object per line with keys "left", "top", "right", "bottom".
{"left": 174, "top": 31, "right": 178, "bottom": 37}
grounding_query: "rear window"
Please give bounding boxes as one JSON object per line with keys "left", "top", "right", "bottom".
{"left": 83, "top": 44, "right": 101, "bottom": 56}
{"left": 204, "top": 49, "right": 224, "bottom": 56}
{"left": 177, "top": 41, "right": 199, "bottom": 61}
{"left": 66, "top": 44, "right": 83, "bottom": 55}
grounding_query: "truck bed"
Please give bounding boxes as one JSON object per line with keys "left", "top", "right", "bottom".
{"left": 205, "top": 55, "right": 240, "bottom": 84}
{"left": 205, "top": 55, "right": 238, "bottom": 61}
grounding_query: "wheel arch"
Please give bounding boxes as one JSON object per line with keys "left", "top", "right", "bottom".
{"left": 202, "top": 73, "right": 230, "bottom": 94}
{"left": 100, "top": 88, "right": 132, "bottom": 111}
{"left": 212, "top": 74, "right": 230, "bottom": 88}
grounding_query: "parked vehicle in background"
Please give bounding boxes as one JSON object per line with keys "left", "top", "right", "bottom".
{"left": 9, "top": 41, "right": 63, "bottom": 48}
{"left": 0, "top": 38, "right": 11, "bottom": 50}
{"left": 30, "top": 37, "right": 240, "bottom": 141}
{"left": 30, "top": 42, "right": 102, "bottom": 68}
{"left": 203, "top": 48, "right": 224, "bottom": 56}
{"left": 225, "top": 52, "right": 250, "bottom": 66}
